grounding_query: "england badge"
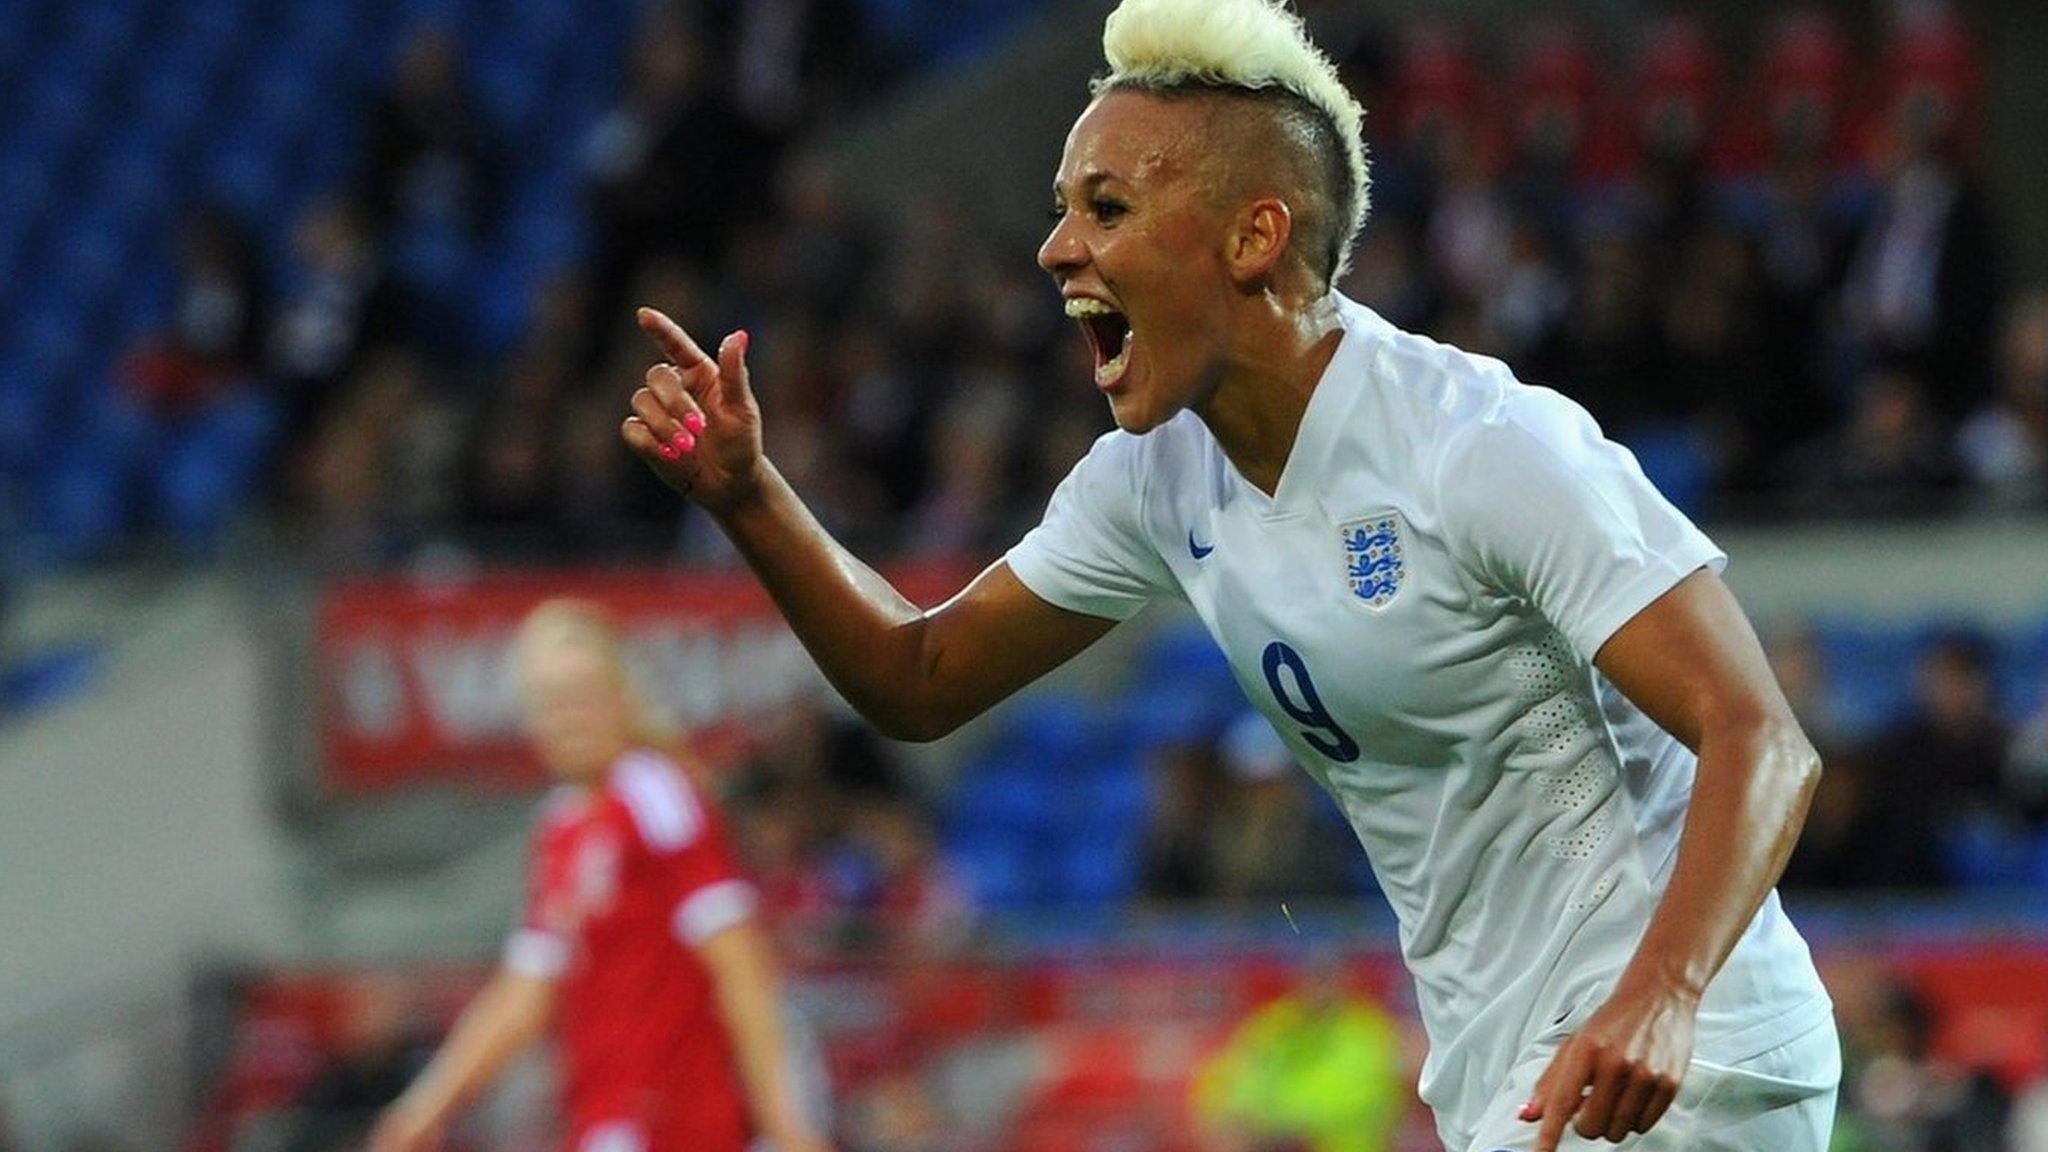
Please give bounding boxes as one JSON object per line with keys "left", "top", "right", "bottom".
{"left": 1340, "top": 513, "right": 1405, "bottom": 609}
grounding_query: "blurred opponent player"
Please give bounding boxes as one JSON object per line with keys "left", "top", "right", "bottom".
{"left": 620, "top": 1, "right": 1837, "bottom": 1149}
{"left": 370, "top": 601, "right": 829, "bottom": 1152}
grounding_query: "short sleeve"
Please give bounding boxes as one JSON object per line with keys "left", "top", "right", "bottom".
{"left": 1438, "top": 387, "right": 1725, "bottom": 664}
{"left": 614, "top": 752, "right": 759, "bottom": 948}
{"left": 1004, "top": 431, "right": 1174, "bottom": 621}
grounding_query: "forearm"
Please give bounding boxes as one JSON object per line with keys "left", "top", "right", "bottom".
{"left": 703, "top": 926, "right": 817, "bottom": 1143}
{"left": 713, "top": 461, "right": 951, "bottom": 738}
{"left": 395, "top": 975, "right": 548, "bottom": 1124}
{"left": 1620, "top": 713, "right": 1822, "bottom": 999}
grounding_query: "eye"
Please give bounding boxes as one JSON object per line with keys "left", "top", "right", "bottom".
{"left": 1092, "top": 198, "right": 1128, "bottom": 222}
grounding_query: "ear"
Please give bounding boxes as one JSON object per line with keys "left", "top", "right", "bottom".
{"left": 1224, "top": 197, "right": 1292, "bottom": 287}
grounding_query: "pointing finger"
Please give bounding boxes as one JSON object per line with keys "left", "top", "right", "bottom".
{"left": 637, "top": 307, "right": 713, "bottom": 369}
{"left": 1534, "top": 1047, "right": 1593, "bottom": 1152}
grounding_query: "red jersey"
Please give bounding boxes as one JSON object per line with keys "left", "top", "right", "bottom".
{"left": 504, "top": 751, "right": 758, "bottom": 1152}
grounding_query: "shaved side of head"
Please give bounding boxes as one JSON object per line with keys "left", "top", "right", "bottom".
{"left": 1097, "top": 83, "right": 1351, "bottom": 295}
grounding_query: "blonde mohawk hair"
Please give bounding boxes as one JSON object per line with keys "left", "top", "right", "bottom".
{"left": 1097, "top": 0, "right": 1370, "bottom": 283}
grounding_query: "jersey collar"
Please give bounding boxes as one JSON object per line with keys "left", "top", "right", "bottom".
{"left": 1238, "top": 293, "right": 1381, "bottom": 518}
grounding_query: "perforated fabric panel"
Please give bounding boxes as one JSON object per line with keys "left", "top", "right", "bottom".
{"left": 1509, "top": 633, "right": 1622, "bottom": 867}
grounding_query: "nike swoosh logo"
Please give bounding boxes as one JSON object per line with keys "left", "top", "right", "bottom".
{"left": 1187, "top": 530, "right": 1214, "bottom": 560}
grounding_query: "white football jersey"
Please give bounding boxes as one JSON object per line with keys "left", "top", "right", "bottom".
{"left": 1006, "top": 294, "right": 1832, "bottom": 1145}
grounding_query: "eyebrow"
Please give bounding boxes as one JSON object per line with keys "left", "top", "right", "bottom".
{"left": 1052, "top": 171, "right": 1120, "bottom": 199}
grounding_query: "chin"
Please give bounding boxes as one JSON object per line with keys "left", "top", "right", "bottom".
{"left": 1105, "top": 385, "right": 1183, "bottom": 435}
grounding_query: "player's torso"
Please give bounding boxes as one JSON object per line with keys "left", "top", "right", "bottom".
{"left": 534, "top": 798, "right": 672, "bottom": 961}
{"left": 1139, "top": 401, "right": 1664, "bottom": 1071}
{"left": 534, "top": 797, "right": 724, "bottom": 1111}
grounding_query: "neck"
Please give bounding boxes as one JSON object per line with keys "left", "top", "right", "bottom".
{"left": 1193, "top": 291, "right": 1345, "bottom": 496}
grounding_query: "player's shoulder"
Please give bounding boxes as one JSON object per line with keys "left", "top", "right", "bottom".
{"left": 603, "top": 749, "right": 708, "bottom": 851}
{"left": 1339, "top": 296, "right": 1600, "bottom": 473}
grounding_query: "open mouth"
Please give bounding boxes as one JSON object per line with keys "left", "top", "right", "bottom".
{"left": 1067, "top": 298, "right": 1133, "bottom": 389}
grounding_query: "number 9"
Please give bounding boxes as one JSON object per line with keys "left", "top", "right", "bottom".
{"left": 1262, "top": 641, "right": 1361, "bottom": 763}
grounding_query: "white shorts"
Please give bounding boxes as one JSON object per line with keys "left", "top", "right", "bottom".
{"left": 1459, "top": 1014, "right": 1840, "bottom": 1152}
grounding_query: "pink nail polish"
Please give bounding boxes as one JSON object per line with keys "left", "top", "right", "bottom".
{"left": 671, "top": 431, "right": 696, "bottom": 454}
{"left": 658, "top": 442, "right": 680, "bottom": 461}
{"left": 683, "top": 412, "right": 705, "bottom": 434}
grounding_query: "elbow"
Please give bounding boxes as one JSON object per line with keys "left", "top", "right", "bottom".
{"left": 867, "top": 701, "right": 966, "bottom": 744}
{"left": 1748, "top": 706, "right": 1823, "bottom": 798}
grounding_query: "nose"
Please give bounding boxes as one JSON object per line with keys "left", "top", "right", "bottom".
{"left": 1038, "top": 214, "right": 1085, "bottom": 279}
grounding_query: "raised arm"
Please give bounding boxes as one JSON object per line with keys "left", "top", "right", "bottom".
{"left": 621, "top": 309, "right": 1115, "bottom": 741}
{"left": 370, "top": 969, "right": 554, "bottom": 1152}
{"left": 1523, "top": 569, "right": 1823, "bottom": 1150}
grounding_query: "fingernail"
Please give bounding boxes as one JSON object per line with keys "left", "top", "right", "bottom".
{"left": 670, "top": 431, "right": 695, "bottom": 454}
{"left": 658, "top": 442, "right": 680, "bottom": 461}
{"left": 1519, "top": 1101, "right": 1539, "bottom": 1121}
{"left": 736, "top": 329, "right": 750, "bottom": 354}
{"left": 683, "top": 412, "right": 705, "bottom": 434}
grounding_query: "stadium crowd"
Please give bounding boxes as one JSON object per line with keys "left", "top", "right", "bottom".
{"left": 30, "top": 0, "right": 2041, "bottom": 575}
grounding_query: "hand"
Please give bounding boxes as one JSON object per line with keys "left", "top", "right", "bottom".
{"left": 1520, "top": 979, "right": 1697, "bottom": 1149}
{"left": 367, "top": 1098, "right": 444, "bottom": 1152}
{"left": 623, "top": 307, "right": 766, "bottom": 516}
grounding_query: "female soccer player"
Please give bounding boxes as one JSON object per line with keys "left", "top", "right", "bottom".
{"left": 370, "top": 601, "right": 828, "bottom": 1152}
{"left": 620, "top": 1, "right": 1838, "bottom": 1148}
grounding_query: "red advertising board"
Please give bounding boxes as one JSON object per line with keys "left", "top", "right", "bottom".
{"left": 317, "top": 564, "right": 975, "bottom": 792}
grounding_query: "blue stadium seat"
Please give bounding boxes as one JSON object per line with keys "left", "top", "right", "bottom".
{"left": 1075, "top": 761, "right": 1151, "bottom": 832}
{"left": 944, "top": 834, "right": 1042, "bottom": 909}
{"left": 996, "top": 690, "right": 1112, "bottom": 771}
{"left": 1813, "top": 622, "right": 1921, "bottom": 739}
{"left": 1619, "top": 423, "right": 1711, "bottom": 519}
{"left": 948, "top": 761, "right": 1062, "bottom": 835}
{"left": 0, "top": 353, "right": 59, "bottom": 475}
{"left": 2000, "top": 621, "right": 2048, "bottom": 721}
{"left": 39, "top": 450, "right": 131, "bottom": 563}
{"left": 152, "top": 391, "right": 282, "bottom": 555}
{"left": 1055, "top": 835, "right": 1140, "bottom": 904}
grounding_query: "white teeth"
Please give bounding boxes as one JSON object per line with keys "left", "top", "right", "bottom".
{"left": 1065, "top": 297, "right": 1115, "bottom": 318}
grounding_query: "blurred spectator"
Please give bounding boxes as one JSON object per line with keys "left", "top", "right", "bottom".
{"left": 1836, "top": 5, "right": 2000, "bottom": 416}
{"left": 735, "top": 772, "right": 843, "bottom": 958}
{"left": 843, "top": 1070, "right": 947, "bottom": 1152}
{"left": 1764, "top": 624, "right": 1844, "bottom": 753}
{"left": 582, "top": 11, "right": 769, "bottom": 306}
{"left": 1858, "top": 631, "right": 2011, "bottom": 883}
{"left": 1832, "top": 972, "right": 2011, "bottom": 1152}
{"left": 1783, "top": 745, "right": 1895, "bottom": 891}
{"left": 1959, "top": 291, "right": 2048, "bottom": 509}
{"left": 362, "top": 27, "right": 503, "bottom": 356}
{"left": 718, "top": 0, "right": 870, "bottom": 137}
{"left": 1192, "top": 960, "right": 1410, "bottom": 1152}
{"left": 900, "top": 378, "right": 1019, "bottom": 559}
{"left": 283, "top": 977, "right": 433, "bottom": 1152}
{"left": 1792, "top": 368, "right": 1958, "bottom": 515}
{"left": 46, "top": 210, "right": 280, "bottom": 559}
{"left": 2007, "top": 674, "right": 2048, "bottom": 830}
{"left": 268, "top": 199, "right": 400, "bottom": 441}
{"left": 1210, "top": 714, "right": 1357, "bottom": 903}
{"left": 1138, "top": 738, "right": 1226, "bottom": 903}
{"left": 292, "top": 350, "right": 458, "bottom": 572}
{"left": 361, "top": 27, "right": 499, "bottom": 237}
{"left": 123, "top": 210, "right": 268, "bottom": 409}
{"left": 847, "top": 794, "right": 976, "bottom": 959}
